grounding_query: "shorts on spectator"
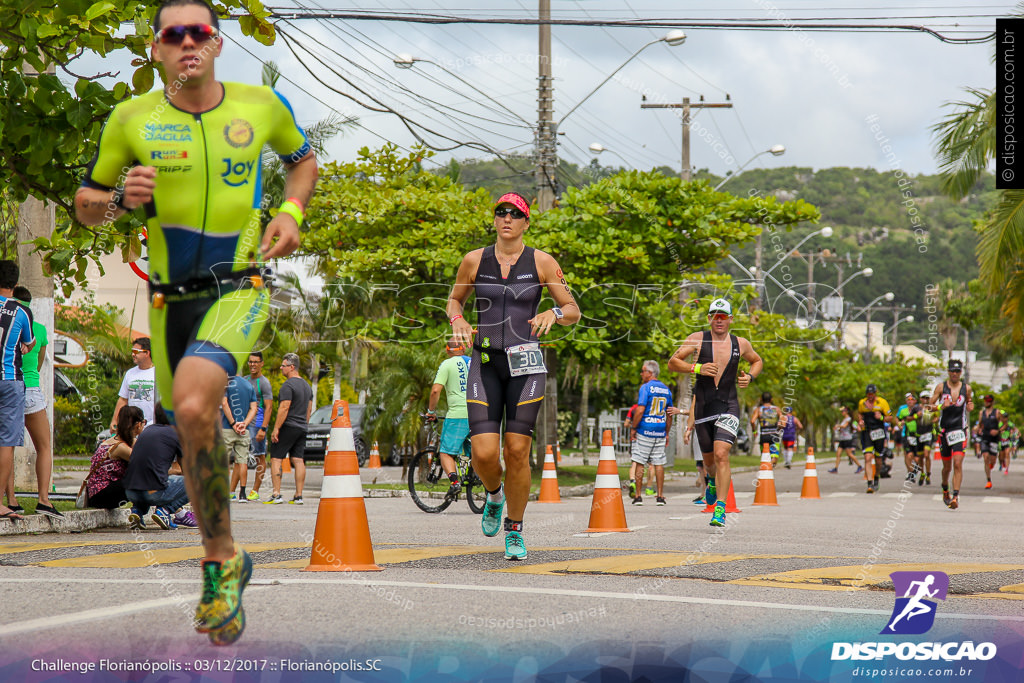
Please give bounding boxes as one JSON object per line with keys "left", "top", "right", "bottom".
{"left": 0, "top": 380, "right": 26, "bottom": 447}
{"left": 439, "top": 417, "right": 471, "bottom": 456}
{"left": 223, "top": 428, "right": 251, "bottom": 465}
{"left": 631, "top": 434, "right": 667, "bottom": 466}
{"left": 24, "top": 386, "right": 46, "bottom": 415}
{"left": 248, "top": 421, "right": 267, "bottom": 455}
{"left": 272, "top": 424, "right": 307, "bottom": 460}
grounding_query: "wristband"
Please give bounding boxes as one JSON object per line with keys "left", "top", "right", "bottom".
{"left": 427, "top": 409, "right": 436, "bottom": 415}
{"left": 449, "top": 314, "right": 464, "bottom": 325}
{"left": 112, "top": 187, "right": 130, "bottom": 211}
{"left": 285, "top": 196, "right": 305, "bottom": 214}
{"left": 692, "top": 363, "right": 702, "bottom": 375}
{"left": 278, "top": 199, "right": 304, "bottom": 227}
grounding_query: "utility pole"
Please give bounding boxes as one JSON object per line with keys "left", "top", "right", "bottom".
{"left": 640, "top": 97, "right": 732, "bottom": 180}
{"left": 15, "top": 60, "right": 55, "bottom": 491}
{"left": 641, "top": 97, "right": 730, "bottom": 460}
{"left": 536, "top": 0, "right": 559, "bottom": 461}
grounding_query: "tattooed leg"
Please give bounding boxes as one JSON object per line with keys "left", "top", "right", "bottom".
{"left": 173, "top": 357, "right": 233, "bottom": 561}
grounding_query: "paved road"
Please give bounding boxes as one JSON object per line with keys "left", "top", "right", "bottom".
{"left": 2, "top": 455, "right": 1022, "bottom": 682}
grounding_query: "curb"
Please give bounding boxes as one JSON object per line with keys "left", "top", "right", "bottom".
{"left": 0, "top": 508, "right": 129, "bottom": 536}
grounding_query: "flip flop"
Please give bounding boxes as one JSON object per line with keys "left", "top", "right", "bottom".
{"left": 0, "top": 510, "right": 24, "bottom": 521}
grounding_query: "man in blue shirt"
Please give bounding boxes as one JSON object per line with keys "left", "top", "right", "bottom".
{"left": 0, "top": 260, "right": 35, "bottom": 522}
{"left": 630, "top": 360, "right": 673, "bottom": 506}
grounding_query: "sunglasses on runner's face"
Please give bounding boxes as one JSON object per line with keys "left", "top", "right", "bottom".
{"left": 710, "top": 313, "right": 730, "bottom": 321}
{"left": 156, "top": 24, "right": 219, "bottom": 45}
{"left": 494, "top": 207, "right": 526, "bottom": 219}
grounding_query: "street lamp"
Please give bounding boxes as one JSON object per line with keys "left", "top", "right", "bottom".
{"left": 834, "top": 267, "right": 874, "bottom": 346}
{"left": 849, "top": 291, "right": 894, "bottom": 363}
{"left": 888, "top": 314, "right": 915, "bottom": 363}
{"left": 714, "top": 144, "right": 786, "bottom": 191}
{"left": 557, "top": 30, "right": 686, "bottom": 130}
{"left": 392, "top": 54, "right": 532, "bottom": 126}
{"left": 763, "top": 226, "right": 833, "bottom": 277}
{"left": 589, "top": 142, "right": 631, "bottom": 167}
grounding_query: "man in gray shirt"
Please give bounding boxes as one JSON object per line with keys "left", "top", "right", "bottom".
{"left": 267, "top": 353, "right": 312, "bottom": 505}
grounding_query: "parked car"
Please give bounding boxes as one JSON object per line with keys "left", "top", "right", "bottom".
{"left": 303, "top": 403, "right": 369, "bottom": 465}
{"left": 54, "top": 368, "right": 82, "bottom": 399}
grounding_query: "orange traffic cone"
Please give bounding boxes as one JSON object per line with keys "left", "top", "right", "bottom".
{"left": 584, "top": 430, "right": 630, "bottom": 532}
{"left": 800, "top": 447, "right": 821, "bottom": 499}
{"left": 282, "top": 455, "right": 292, "bottom": 473}
{"left": 701, "top": 480, "right": 741, "bottom": 513}
{"left": 305, "top": 400, "right": 381, "bottom": 572}
{"left": 537, "top": 445, "right": 562, "bottom": 503}
{"left": 753, "top": 443, "right": 780, "bottom": 506}
{"left": 556, "top": 444, "right": 562, "bottom": 463}
{"left": 367, "top": 441, "right": 382, "bottom": 469}
{"left": 933, "top": 440, "right": 941, "bottom": 460}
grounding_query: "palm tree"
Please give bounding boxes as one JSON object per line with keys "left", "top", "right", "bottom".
{"left": 933, "top": 80, "right": 1024, "bottom": 346}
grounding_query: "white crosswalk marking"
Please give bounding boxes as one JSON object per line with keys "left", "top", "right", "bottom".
{"left": 981, "top": 497, "right": 1012, "bottom": 504}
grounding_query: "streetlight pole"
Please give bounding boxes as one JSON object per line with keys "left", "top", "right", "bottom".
{"left": 714, "top": 145, "right": 786, "bottom": 191}
{"left": 889, "top": 314, "right": 914, "bottom": 363}
{"left": 849, "top": 292, "right": 895, "bottom": 363}
{"left": 835, "top": 267, "right": 874, "bottom": 347}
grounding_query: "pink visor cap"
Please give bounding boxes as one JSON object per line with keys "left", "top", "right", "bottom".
{"left": 495, "top": 193, "right": 530, "bottom": 218}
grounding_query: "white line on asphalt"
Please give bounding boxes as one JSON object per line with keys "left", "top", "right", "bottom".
{"left": 668, "top": 516, "right": 698, "bottom": 521}
{"left": 829, "top": 492, "right": 857, "bottom": 497}
{"left": 3, "top": 577, "right": 1021, "bottom": 631}
{"left": 982, "top": 497, "right": 1012, "bottom": 504}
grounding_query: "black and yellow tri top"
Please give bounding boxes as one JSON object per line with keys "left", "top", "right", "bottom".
{"left": 82, "top": 83, "right": 310, "bottom": 284}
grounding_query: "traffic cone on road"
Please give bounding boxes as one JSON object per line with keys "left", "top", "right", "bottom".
{"left": 556, "top": 444, "right": 562, "bottom": 463}
{"left": 753, "top": 443, "right": 780, "bottom": 506}
{"left": 701, "top": 480, "right": 741, "bottom": 513}
{"left": 933, "top": 440, "right": 941, "bottom": 460}
{"left": 367, "top": 441, "right": 383, "bottom": 469}
{"left": 584, "top": 430, "right": 630, "bottom": 532}
{"left": 305, "top": 400, "right": 381, "bottom": 572}
{"left": 537, "top": 445, "right": 562, "bottom": 503}
{"left": 282, "top": 455, "right": 291, "bottom": 473}
{"left": 800, "top": 447, "right": 821, "bottom": 499}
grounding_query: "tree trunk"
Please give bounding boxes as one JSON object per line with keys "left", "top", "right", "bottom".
{"left": 309, "top": 354, "right": 320, "bottom": 413}
{"left": 333, "top": 340, "right": 344, "bottom": 402}
{"left": 580, "top": 371, "right": 591, "bottom": 466}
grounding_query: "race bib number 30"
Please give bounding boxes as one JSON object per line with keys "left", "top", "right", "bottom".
{"left": 945, "top": 429, "right": 966, "bottom": 445}
{"left": 507, "top": 343, "right": 547, "bottom": 377}
{"left": 869, "top": 428, "right": 885, "bottom": 441}
{"left": 716, "top": 413, "right": 739, "bottom": 436}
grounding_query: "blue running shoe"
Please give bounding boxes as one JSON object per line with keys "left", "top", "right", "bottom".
{"left": 504, "top": 531, "right": 527, "bottom": 560}
{"left": 705, "top": 481, "right": 717, "bottom": 507}
{"left": 769, "top": 443, "right": 780, "bottom": 458}
{"left": 709, "top": 502, "right": 726, "bottom": 527}
{"left": 692, "top": 494, "right": 706, "bottom": 506}
{"left": 481, "top": 498, "right": 504, "bottom": 537}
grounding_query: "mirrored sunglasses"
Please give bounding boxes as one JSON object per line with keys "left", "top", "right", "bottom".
{"left": 156, "top": 23, "right": 219, "bottom": 45}
{"left": 494, "top": 207, "right": 526, "bottom": 219}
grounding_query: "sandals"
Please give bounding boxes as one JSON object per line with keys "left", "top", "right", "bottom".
{"left": 0, "top": 509, "right": 24, "bottom": 521}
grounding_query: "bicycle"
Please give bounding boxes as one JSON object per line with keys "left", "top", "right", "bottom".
{"left": 407, "top": 417, "right": 484, "bottom": 514}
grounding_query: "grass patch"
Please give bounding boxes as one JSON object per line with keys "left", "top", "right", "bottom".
{"left": 8, "top": 498, "right": 78, "bottom": 515}
{"left": 55, "top": 457, "right": 91, "bottom": 471}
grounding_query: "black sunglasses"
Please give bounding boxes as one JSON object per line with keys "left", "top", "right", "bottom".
{"left": 494, "top": 207, "right": 526, "bottom": 219}
{"left": 156, "top": 24, "right": 219, "bottom": 45}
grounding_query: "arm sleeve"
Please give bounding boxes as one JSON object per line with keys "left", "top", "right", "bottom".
{"left": 17, "top": 310, "right": 34, "bottom": 345}
{"left": 82, "top": 110, "right": 137, "bottom": 190}
{"left": 117, "top": 371, "right": 130, "bottom": 400}
{"left": 637, "top": 384, "right": 650, "bottom": 411}
{"left": 269, "top": 90, "right": 312, "bottom": 164}
{"left": 279, "top": 381, "right": 294, "bottom": 404}
{"left": 432, "top": 360, "right": 448, "bottom": 387}
{"left": 259, "top": 377, "right": 273, "bottom": 405}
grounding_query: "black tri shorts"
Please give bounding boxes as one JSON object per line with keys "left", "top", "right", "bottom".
{"left": 466, "top": 349, "right": 544, "bottom": 437}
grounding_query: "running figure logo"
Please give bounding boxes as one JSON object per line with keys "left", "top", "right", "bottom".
{"left": 881, "top": 571, "right": 949, "bottom": 635}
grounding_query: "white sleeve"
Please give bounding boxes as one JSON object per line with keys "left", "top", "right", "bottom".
{"left": 118, "top": 370, "right": 131, "bottom": 400}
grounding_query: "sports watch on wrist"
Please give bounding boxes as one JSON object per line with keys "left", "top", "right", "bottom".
{"left": 552, "top": 307, "right": 564, "bottom": 320}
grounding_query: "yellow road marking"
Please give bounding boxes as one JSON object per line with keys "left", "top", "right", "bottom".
{"left": 729, "top": 563, "right": 1024, "bottom": 592}
{"left": 0, "top": 540, "right": 182, "bottom": 556}
{"left": 258, "top": 545, "right": 503, "bottom": 569}
{"left": 494, "top": 553, "right": 808, "bottom": 575}
{"left": 38, "top": 542, "right": 306, "bottom": 568}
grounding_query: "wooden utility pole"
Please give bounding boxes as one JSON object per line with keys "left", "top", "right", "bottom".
{"left": 15, "top": 60, "right": 56, "bottom": 491}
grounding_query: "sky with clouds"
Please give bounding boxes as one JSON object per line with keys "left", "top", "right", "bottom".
{"left": 81, "top": 1, "right": 1004, "bottom": 180}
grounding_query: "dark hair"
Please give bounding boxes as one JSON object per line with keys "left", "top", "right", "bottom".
{"left": 0, "top": 260, "right": 18, "bottom": 290}
{"left": 154, "top": 403, "right": 171, "bottom": 426}
{"left": 154, "top": 0, "right": 219, "bottom": 33}
{"left": 761, "top": 392, "right": 772, "bottom": 404}
{"left": 248, "top": 351, "right": 263, "bottom": 360}
{"left": 133, "top": 337, "right": 151, "bottom": 352}
{"left": 12, "top": 285, "right": 30, "bottom": 303}
{"left": 116, "top": 406, "right": 146, "bottom": 446}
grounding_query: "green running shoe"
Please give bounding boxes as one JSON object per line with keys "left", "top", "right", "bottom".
{"left": 194, "top": 546, "right": 252, "bottom": 634}
{"left": 481, "top": 498, "right": 504, "bottom": 537}
{"left": 705, "top": 481, "right": 718, "bottom": 507}
{"left": 628, "top": 480, "right": 636, "bottom": 498}
{"left": 208, "top": 608, "right": 246, "bottom": 646}
{"left": 504, "top": 531, "right": 527, "bottom": 561}
{"left": 709, "top": 502, "right": 726, "bottom": 527}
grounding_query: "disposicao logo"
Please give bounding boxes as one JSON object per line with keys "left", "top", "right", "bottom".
{"left": 882, "top": 571, "right": 948, "bottom": 635}
{"left": 831, "top": 571, "right": 997, "bottom": 663}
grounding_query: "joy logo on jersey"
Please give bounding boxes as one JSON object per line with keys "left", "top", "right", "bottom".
{"left": 221, "top": 158, "right": 255, "bottom": 187}
{"left": 881, "top": 571, "right": 948, "bottom": 635}
{"left": 224, "top": 119, "right": 254, "bottom": 148}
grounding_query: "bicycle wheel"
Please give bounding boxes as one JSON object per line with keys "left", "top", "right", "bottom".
{"left": 463, "top": 464, "right": 485, "bottom": 514}
{"left": 408, "top": 449, "right": 453, "bottom": 513}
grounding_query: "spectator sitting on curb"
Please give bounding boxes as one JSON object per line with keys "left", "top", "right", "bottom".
{"left": 124, "top": 404, "right": 196, "bottom": 530}
{"left": 85, "top": 406, "right": 145, "bottom": 509}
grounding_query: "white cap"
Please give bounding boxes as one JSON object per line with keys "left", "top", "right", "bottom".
{"left": 709, "top": 298, "right": 732, "bottom": 315}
